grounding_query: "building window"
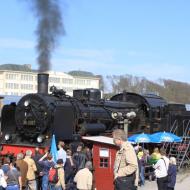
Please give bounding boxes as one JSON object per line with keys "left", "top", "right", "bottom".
{"left": 49, "top": 77, "right": 60, "bottom": 83}
{"left": 99, "top": 148, "right": 109, "bottom": 168}
{"left": 6, "top": 73, "right": 19, "bottom": 80}
{"left": 75, "top": 79, "right": 85, "bottom": 85}
{"left": 21, "top": 74, "right": 33, "bottom": 81}
{"left": 62, "top": 78, "right": 73, "bottom": 84}
{"left": 86, "top": 80, "right": 91, "bottom": 85}
{"left": 5, "top": 83, "right": 19, "bottom": 89}
{"left": 99, "top": 157, "right": 109, "bottom": 168}
{"left": 21, "top": 84, "right": 33, "bottom": 90}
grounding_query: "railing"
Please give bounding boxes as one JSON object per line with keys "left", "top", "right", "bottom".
{"left": 166, "top": 118, "right": 190, "bottom": 170}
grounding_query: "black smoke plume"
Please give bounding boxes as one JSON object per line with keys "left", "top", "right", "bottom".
{"left": 30, "top": 0, "right": 65, "bottom": 72}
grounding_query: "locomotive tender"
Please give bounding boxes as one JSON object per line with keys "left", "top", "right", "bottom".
{"left": 1, "top": 73, "right": 190, "bottom": 151}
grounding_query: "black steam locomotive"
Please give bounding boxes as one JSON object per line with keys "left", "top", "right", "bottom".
{"left": 1, "top": 73, "right": 190, "bottom": 148}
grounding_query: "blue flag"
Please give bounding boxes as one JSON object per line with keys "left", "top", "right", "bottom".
{"left": 50, "top": 134, "right": 58, "bottom": 163}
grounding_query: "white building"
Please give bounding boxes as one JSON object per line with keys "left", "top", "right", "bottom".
{"left": 0, "top": 64, "right": 100, "bottom": 96}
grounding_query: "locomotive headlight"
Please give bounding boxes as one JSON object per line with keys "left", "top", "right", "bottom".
{"left": 5, "top": 134, "right": 10, "bottom": 141}
{"left": 111, "top": 112, "right": 118, "bottom": 119}
{"left": 24, "top": 100, "right": 30, "bottom": 107}
{"left": 37, "top": 135, "right": 44, "bottom": 143}
{"left": 111, "top": 112, "right": 123, "bottom": 119}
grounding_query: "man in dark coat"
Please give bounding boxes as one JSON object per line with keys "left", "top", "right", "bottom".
{"left": 72, "top": 144, "right": 86, "bottom": 172}
{"left": 32, "top": 147, "right": 43, "bottom": 190}
{"left": 167, "top": 157, "right": 177, "bottom": 190}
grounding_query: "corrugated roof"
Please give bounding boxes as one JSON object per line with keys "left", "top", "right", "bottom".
{"left": 68, "top": 70, "right": 99, "bottom": 79}
{"left": 68, "top": 70, "right": 94, "bottom": 77}
{"left": 82, "top": 136, "right": 115, "bottom": 145}
{"left": 0, "top": 64, "right": 33, "bottom": 72}
{"left": 82, "top": 136, "right": 133, "bottom": 145}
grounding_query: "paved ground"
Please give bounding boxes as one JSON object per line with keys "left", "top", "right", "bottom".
{"left": 139, "top": 169, "right": 190, "bottom": 190}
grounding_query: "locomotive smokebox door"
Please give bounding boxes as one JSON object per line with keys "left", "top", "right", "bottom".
{"left": 52, "top": 102, "right": 75, "bottom": 140}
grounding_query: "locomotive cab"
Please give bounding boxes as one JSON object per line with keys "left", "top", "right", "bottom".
{"left": 73, "top": 88, "right": 101, "bottom": 102}
{"left": 110, "top": 92, "right": 168, "bottom": 134}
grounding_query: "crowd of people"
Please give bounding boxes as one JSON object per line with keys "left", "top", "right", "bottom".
{"left": 113, "top": 129, "right": 177, "bottom": 190}
{"left": 0, "top": 141, "right": 93, "bottom": 190}
{"left": 0, "top": 131, "right": 178, "bottom": 190}
{"left": 133, "top": 145, "right": 177, "bottom": 190}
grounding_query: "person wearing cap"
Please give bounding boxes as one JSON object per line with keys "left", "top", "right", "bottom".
{"left": 74, "top": 161, "right": 93, "bottom": 190}
{"left": 49, "top": 159, "right": 65, "bottom": 190}
{"left": 24, "top": 149, "right": 37, "bottom": 190}
{"left": 16, "top": 153, "right": 28, "bottom": 189}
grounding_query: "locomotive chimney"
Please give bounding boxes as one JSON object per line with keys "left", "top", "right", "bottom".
{"left": 38, "top": 73, "right": 49, "bottom": 94}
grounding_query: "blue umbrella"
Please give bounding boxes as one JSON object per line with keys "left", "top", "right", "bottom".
{"left": 128, "top": 133, "right": 152, "bottom": 143}
{"left": 150, "top": 132, "right": 182, "bottom": 143}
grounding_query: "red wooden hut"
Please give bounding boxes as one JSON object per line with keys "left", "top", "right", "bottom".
{"left": 82, "top": 136, "right": 118, "bottom": 190}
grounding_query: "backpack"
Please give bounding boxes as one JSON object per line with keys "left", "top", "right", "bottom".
{"left": 48, "top": 167, "right": 59, "bottom": 184}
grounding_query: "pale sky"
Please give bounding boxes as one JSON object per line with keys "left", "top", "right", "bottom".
{"left": 0, "top": 0, "right": 190, "bottom": 83}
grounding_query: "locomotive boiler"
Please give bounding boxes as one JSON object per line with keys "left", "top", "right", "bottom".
{"left": 0, "top": 73, "right": 139, "bottom": 148}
